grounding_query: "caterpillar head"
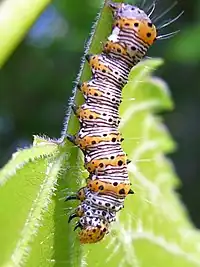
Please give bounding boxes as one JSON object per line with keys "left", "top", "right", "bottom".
{"left": 109, "top": 1, "right": 157, "bottom": 45}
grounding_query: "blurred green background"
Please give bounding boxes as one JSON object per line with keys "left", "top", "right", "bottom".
{"left": 0, "top": 0, "right": 199, "bottom": 229}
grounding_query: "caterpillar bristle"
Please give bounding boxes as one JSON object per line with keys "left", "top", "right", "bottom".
{"left": 144, "top": 0, "right": 158, "bottom": 13}
{"left": 157, "top": 10, "right": 184, "bottom": 30}
{"left": 152, "top": 1, "right": 178, "bottom": 23}
{"left": 157, "top": 29, "right": 180, "bottom": 40}
{"left": 140, "top": 0, "right": 147, "bottom": 9}
{"left": 147, "top": 2, "right": 156, "bottom": 18}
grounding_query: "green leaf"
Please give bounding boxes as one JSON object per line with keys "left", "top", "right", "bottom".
{"left": 1, "top": 0, "right": 200, "bottom": 267}
{"left": 0, "top": 141, "right": 58, "bottom": 186}
{"left": 0, "top": 0, "right": 51, "bottom": 67}
{"left": 1, "top": 155, "right": 64, "bottom": 267}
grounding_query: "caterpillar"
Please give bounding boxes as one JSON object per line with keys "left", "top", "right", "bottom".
{"left": 65, "top": 1, "right": 182, "bottom": 244}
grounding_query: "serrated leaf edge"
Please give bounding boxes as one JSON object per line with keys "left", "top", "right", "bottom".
{"left": 0, "top": 145, "right": 58, "bottom": 186}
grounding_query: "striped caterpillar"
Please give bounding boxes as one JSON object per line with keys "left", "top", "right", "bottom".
{"left": 65, "top": 1, "right": 181, "bottom": 244}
